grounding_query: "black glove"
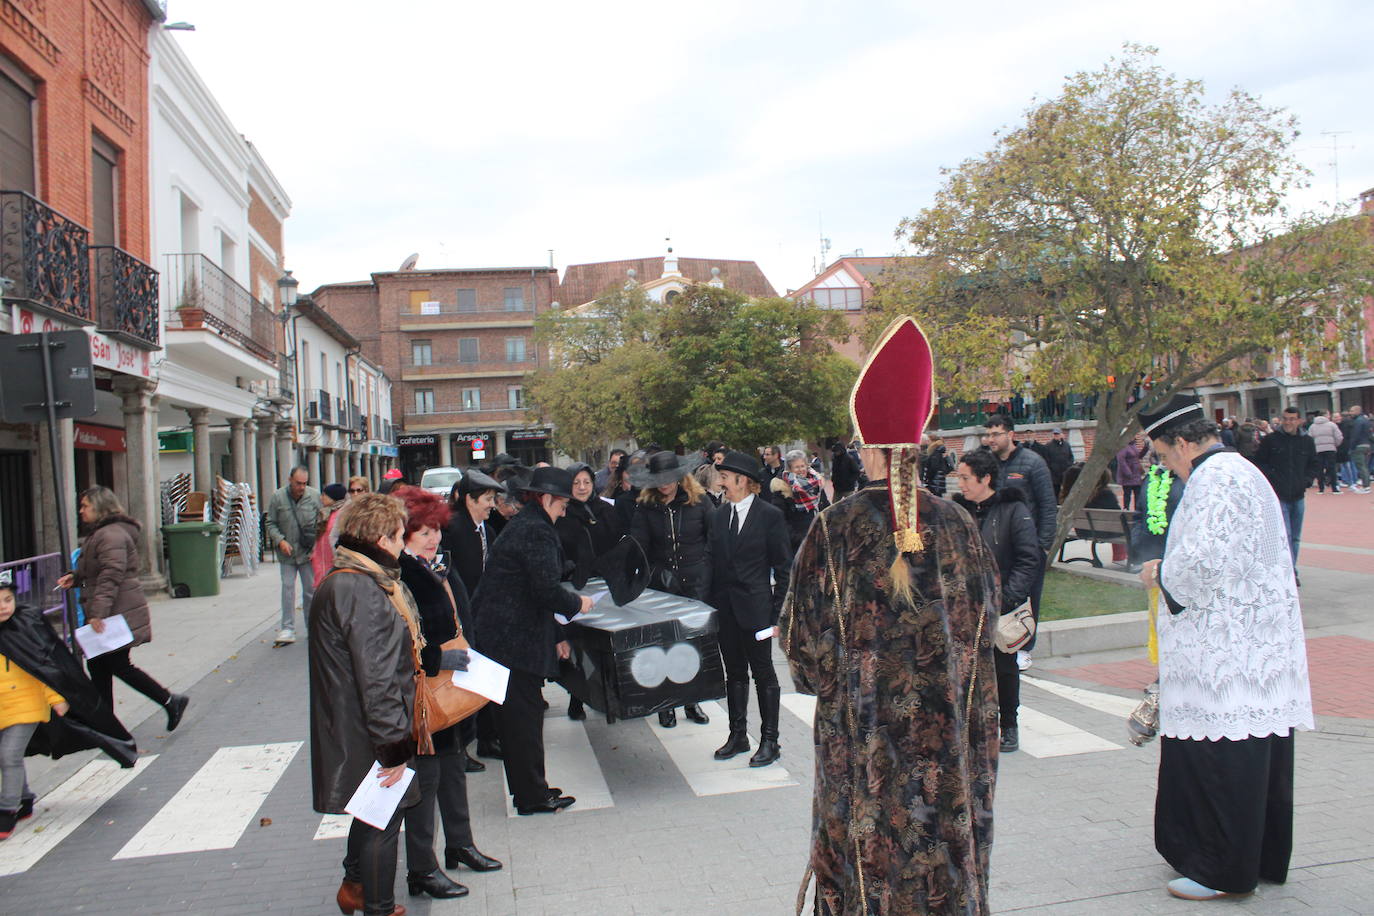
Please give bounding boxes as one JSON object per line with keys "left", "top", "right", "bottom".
{"left": 440, "top": 648, "right": 470, "bottom": 672}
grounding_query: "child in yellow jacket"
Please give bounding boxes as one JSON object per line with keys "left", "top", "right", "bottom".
{"left": 0, "top": 572, "right": 68, "bottom": 839}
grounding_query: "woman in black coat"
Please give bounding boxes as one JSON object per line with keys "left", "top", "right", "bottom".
{"left": 829, "top": 441, "right": 861, "bottom": 496}
{"left": 953, "top": 448, "right": 1041, "bottom": 754}
{"left": 472, "top": 468, "right": 592, "bottom": 816}
{"left": 393, "top": 487, "right": 502, "bottom": 901}
{"left": 629, "top": 451, "right": 714, "bottom": 728}
{"left": 554, "top": 464, "right": 622, "bottom": 721}
{"left": 308, "top": 493, "right": 420, "bottom": 916}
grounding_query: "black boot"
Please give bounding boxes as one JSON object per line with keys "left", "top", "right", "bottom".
{"left": 475, "top": 738, "right": 503, "bottom": 759}
{"left": 446, "top": 845, "right": 504, "bottom": 872}
{"left": 406, "top": 868, "right": 469, "bottom": 898}
{"left": 658, "top": 708, "right": 677, "bottom": 728}
{"left": 748, "top": 685, "right": 781, "bottom": 767}
{"left": 713, "top": 681, "right": 751, "bottom": 760}
{"left": 462, "top": 749, "right": 486, "bottom": 773}
{"left": 567, "top": 697, "right": 586, "bottom": 721}
{"left": 684, "top": 703, "right": 709, "bottom": 724}
{"left": 164, "top": 694, "right": 190, "bottom": 732}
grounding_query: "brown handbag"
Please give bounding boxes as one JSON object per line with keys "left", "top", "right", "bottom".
{"left": 415, "top": 579, "right": 489, "bottom": 736}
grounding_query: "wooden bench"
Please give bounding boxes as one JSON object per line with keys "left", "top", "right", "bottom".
{"left": 1058, "top": 508, "right": 1140, "bottom": 568}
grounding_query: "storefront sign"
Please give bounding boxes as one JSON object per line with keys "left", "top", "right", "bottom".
{"left": 74, "top": 423, "right": 126, "bottom": 452}
{"left": 380, "top": 445, "right": 399, "bottom": 458}
{"left": 10, "top": 306, "right": 155, "bottom": 379}
{"left": 397, "top": 434, "right": 436, "bottom": 447}
{"left": 509, "top": 428, "right": 550, "bottom": 441}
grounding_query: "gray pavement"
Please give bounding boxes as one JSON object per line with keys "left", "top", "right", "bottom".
{"left": 2, "top": 557, "right": 1371, "bottom": 915}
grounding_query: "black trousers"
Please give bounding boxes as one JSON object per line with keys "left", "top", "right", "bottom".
{"left": 404, "top": 737, "right": 473, "bottom": 874}
{"left": 717, "top": 615, "right": 778, "bottom": 689}
{"left": 1025, "top": 550, "right": 1047, "bottom": 652}
{"left": 1316, "top": 452, "right": 1340, "bottom": 491}
{"left": 495, "top": 670, "right": 550, "bottom": 808}
{"left": 344, "top": 801, "right": 406, "bottom": 916}
{"left": 994, "top": 647, "right": 1020, "bottom": 728}
{"left": 85, "top": 646, "right": 171, "bottom": 711}
{"left": 474, "top": 705, "right": 499, "bottom": 743}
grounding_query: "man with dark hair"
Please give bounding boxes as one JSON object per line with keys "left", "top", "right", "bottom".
{"left": 1346, "top": 405, "right": 1371, "bottom": 493}
{"left": 1044, "top": 428, "right": 1075, "bottom": 496}
{"left": 266, "top": 465, "right": 322, "bottom": 645}
{"left": 759, "top": 445, "right": 788, "bottom": 508}
{"left": 593, "top": 448, "right": 628, "bottom": 492}
{"left": 981, "top": 414, "right": 1056, "bottom": 665}
{"left": 1254, "top": 407, "right": 1318, "bottom": 569}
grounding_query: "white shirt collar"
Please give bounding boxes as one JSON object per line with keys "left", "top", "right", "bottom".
{"left": 731, "top": 492, "right": 756, "bottom": 527}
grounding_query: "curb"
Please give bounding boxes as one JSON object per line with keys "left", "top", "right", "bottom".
{"left": 1039, "top": 610, "right": 1149, "bottom": 657}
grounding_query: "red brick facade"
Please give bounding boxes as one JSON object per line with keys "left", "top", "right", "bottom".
{"left": 1, "top": 0, "right": 157, "bottom": 259}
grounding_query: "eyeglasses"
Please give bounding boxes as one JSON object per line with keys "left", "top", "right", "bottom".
{"left": 348, "top": 488, "right": 366, "bottom": 494}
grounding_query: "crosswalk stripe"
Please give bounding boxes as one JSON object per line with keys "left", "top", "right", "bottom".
{"left": 781, "top": 692, "right": 816, "bottom": 725}
{"left": 0, "top": 756, "right": 158, "bottom": 877}
{"left": 315, "top": 812, "right": 406, "bottom": 841}
{"left": 647, "top": 700, "right": 798, "bottom": 796}
{"left": 114, "top": 742, "right": 301, "bottom": 859}
{"left": 497, "top": 698, "right": 614, "bottom": 817}
{"left": 1021, "top": 675, "right": 1141, "bottom": 718}
{"left": 1016, "top": 707, "right": 1122, "bottom": 757}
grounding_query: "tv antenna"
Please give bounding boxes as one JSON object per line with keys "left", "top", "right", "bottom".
{"left": 1320, "top": 130, "right": 1353, "bottom": 203}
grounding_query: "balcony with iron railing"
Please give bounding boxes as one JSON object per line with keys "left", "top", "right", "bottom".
{"left": 350, "top": 404, "right": 365, "bottom": 441}
{"left": 92, "top": 245, "right": 159, "bottom": 348}
{"left": 305, "top": 389, "right": 333, "bottom": 426}
{"left": 0, "top": 190, "right": 91, "bottom": 323}
{"left": 163, "top": 252, "right": 276, "bottom": 363}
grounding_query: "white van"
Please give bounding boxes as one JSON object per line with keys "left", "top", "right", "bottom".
{"left": 420, "top": 466, "right": 463, "bottom": 498}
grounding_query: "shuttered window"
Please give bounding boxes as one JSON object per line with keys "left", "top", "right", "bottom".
{"left": 0, "top": 69, "right": 36, "bottom": 194}
{"left": 91, "top": 134, "right": 119, "bottom": 246}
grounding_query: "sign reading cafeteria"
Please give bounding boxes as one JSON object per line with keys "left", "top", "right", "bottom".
{"left": 397, "top": 434, "right": 436, "bottom": 447}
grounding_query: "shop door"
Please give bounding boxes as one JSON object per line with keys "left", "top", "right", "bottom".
{"left": 0, "top": 450, "right": 36, "bottom": 562}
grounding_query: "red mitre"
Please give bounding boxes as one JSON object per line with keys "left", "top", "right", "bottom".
{"left": 850, "top": 316, "right": 935, "bottom": 448}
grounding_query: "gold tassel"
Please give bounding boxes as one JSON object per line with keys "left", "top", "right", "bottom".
{"left": 894, "top": 528, "right": 924, "bottom": 553}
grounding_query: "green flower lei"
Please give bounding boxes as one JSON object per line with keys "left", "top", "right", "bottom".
{"left": 1146, "top": 465, "right": 1172, "bottom": 535}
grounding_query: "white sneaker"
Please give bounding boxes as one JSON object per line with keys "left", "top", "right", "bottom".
{"left": 276, "top": 628, "right": 296, "bottom": 644}
{"left": 1016, "top": 650, "right": 1032, "bottom": 671}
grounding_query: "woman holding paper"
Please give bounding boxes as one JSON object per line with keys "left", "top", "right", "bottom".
{"left": 310, "top": 492, "right": 423, "bottom": 916}
{"left": 56, "top": 486, "right": 188, "bottom": 732}
{"left": 393, "top": 487, "right": 502, "bottom": 900}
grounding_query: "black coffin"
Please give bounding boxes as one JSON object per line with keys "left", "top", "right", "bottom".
{"left": 558, "top": 579, "right": 725, "bottom": 721}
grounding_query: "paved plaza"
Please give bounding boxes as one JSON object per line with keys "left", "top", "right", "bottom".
{"left": 3, "top": 493, "right": 1371, "bottom": 915}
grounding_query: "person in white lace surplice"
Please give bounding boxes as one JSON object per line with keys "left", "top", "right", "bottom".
{"left": 1137, "top": 394, "right": 1313, "bottom": 903}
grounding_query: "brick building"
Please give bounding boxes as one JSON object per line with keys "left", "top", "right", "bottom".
{"left": 314, "top": 265, "right": 559, "bottom": 477}
{"left": 1, "top": 0, "right": 166, "bottom": 566}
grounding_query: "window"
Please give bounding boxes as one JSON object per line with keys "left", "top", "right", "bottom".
{"left": 409, "top": 290, "right": 438, "bottom": 314}
{"left": 414, "top": 389, "right": 435, "bottom": 414}
{"left": 456, "top": 289, "right": 477, "bottom": 313}
{"left": 503, "top": 287, "right": 525, "bottom": 311}
{"left": 300, "top": 340, "right": 311, "bottom": 388}
{"left": 810, "top": 288, "right": 862, "bottom": 311}
{"left": 411, "top": 339, "right": 433, "bottom": 366}
{"left": 459, "top": 338, "right": 479, "bottom": 363}
{"left": 462, "top": 388, "right": 481, "bottom": 411}
{"left": 0, "top": 67, "right": 36, "bottom": 195}
{"left": 320, "top": 352, "right": 328, "bottom": 394}
{"left": 505, "top": 337, "right": 526, "bottom": 362}
{"left": 508, "top": 386, "right": 525, "bottom": 410}
{"left": 179, "top": 191, "right": 199, "bottom": 253}
{"left": 91, "top": 134, "right": 119, "bottom": 246}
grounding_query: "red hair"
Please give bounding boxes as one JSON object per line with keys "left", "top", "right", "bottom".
{"left": 392, "top": 485, "right": 451, "bottom": 537}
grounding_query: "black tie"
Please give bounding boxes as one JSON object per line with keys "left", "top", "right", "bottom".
{"left": 730, "top": 507, "right": 740, "bottom": 539}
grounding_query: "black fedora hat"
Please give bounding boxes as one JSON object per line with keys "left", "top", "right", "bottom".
{"left": 521, "top": 466, "right": 574, "bottom": 499}
{"left": 715, "top": 449, "right": 763, "bottom": 483}
{"left": 1140, "top": 394, "right": 1205, "bottom": 439}
{"left": 595, "top": 535, "right": 650, "bottom": 606}
{"left": 629, "top": 451, "right": 706, "bottom": 489}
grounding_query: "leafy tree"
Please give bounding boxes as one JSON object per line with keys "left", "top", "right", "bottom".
{"left": 868, "top": 44, "right": 1374, "bottom": 548}
{"left": 528, "top": 284, "right": 856, "bottom": 455}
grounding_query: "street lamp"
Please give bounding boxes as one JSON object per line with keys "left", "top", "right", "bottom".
{"left": 277, "top": 270, "right": 299, "bottom": 312}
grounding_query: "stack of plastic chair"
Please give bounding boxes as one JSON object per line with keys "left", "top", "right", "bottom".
{"left": 213, "top": 476, "right": 259, "bottom": 577}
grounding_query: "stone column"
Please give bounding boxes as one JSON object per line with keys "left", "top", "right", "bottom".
{"left": 188, "top": 407, "right": 212, "bottom": 493}
{"left": 275, "top": 422, "right": 294, "bottom": 488}
{"left": 1238, "top": 387, "right": 1255, "bottom": 421}
{"left": 228, "top": 417, "right": 248, "bottom": 483}
{"left": 307, "top": 446, "right": 322, "bottom": 488}
{"left": 114, "top": 378, "right": 165, "bottom": 591}
{"left": 493, "top": 429, "right": 508, "bottom": 455}
{"left": 439, "top": 433, "right": 453, "bottom": 467}
{"left": 37, "top": 418, "right": 78, "bottom": 557}
{"left": 244, "top": 419, "right": 259, "bottom": 496}
{"left": 257, "top": 420, "right": 277, "bottom": 500}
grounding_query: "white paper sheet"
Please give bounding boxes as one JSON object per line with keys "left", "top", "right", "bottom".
{"left": 754, "top": 626, "right": 774, "bottom": 642}
{"left": 344, "top": 761, "right": 415, "bottom": 830}
{"left": 450, "top": 649, "right": 510, "bottom": 704}
{"left": 74, "top": 615, "right": 134, "bottom": 658}
{"left": 555, "top": 590, "right": 607, "bottom": 626}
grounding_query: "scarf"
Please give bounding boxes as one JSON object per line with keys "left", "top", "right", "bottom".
{"left": 786, "top": 470, "right": 823, "bottom": 512}
{"left": 333, "top": 539, "right": 425, "bottom": 654}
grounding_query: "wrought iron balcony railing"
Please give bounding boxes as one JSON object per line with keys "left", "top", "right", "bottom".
{"left": 91, "top": 245, "right": 159, "bottom": 348}
{"left": 163, "top": 252, "right": 276, "bottom": 363}
{"left": 305, "top": 389, "right": 332, "bottom": 426}
{"left": 0, "top": 190, "right": 91, "bottom": 323}
{"left": 372, "top": 414, "right": 382, "bottom": 440}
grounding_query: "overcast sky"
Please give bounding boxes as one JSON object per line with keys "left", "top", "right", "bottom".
{"left": 171, "top": 0, "right": 1372, "bottom": 296}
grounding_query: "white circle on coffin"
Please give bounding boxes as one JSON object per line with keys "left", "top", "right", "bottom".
{"left": 630, "top": 647, "right": 669, "bottom": 688}
{"left": 664, "top": 643, "right": 701, "bottom": 684}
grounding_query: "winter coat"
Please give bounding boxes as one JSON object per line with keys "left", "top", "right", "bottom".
{"left": 1, "top": 644, "right": 65, "bottom": 728}
{"left": 555, "top": 497, "right": 622, "bottom": 588}
{"left": 472, "top": 503, "right": 582, "bottom": 679}
{"left": 630, "top": 491, "right": 714, "bottom": 601}
{"left": 829, "top": 447, "right": 861, "bottom": 496}
{"left": 1114, "top": 442, "right": 1146, "bottom": 487}
{"left": 397, "top": 550, "right": 474, "bottom": 751}
{"left": 953, "top": 488, "right": 1041, "bottom": 613}
{"left": 780, "top": 484, "right": 999, "bottom": 915}
{"left": 995, "top": 445, "right": 1058, "bottom": 549}
{"left": 1350, "top": 413, "right": 1372, "bottom": 450}
{"left": 74, "top": 514, "right": 150, "bottom": 646}
{"left": 1308, "top": 415, "right": 1343, "bottom": 454}
{"left": 707, "top": 496, "right": 792, "bottom": 631}
{"left": 921, "top": 445, "right": 953, "bottom": 496}
{"left": 311, "top": 504, "right": 344, "bottom": 588}
{"left": 308, "top": 539, "right": 420, "bottom": 814}
{"left": 265, "top": 485, "right": 323, "bottom": 566}
{"left": 0, "top": 604, "right": 136, "bottom": 767}
{"left": 1254, "top": 430, "right": 1318, "bottom": 503}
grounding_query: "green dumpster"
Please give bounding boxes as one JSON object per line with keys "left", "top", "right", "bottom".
{"left": 162, "top": 522, "right": 223, "bottom": 598}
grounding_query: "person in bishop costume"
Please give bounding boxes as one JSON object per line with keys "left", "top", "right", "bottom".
{"left": 780, "top": 317, "right": 1000, "bottom": 916}
{"left": 1136, "top": 394, "right": 1313, "bottom": 902}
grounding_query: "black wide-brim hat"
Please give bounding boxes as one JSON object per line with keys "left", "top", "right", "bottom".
{"left": 715, "top": 449, "right": 763, "bottom": 483}
{"left": 595, "top": 535, "right": 650, "bottom": 606}
{"left": 629, "top": 451, "right": 706, "bottom": 489}
{"left": 1140, "top": 394, "right": 1205, "bottom": 439}
{"left": 521, "top": 466, "right": 574, "bottom": 500}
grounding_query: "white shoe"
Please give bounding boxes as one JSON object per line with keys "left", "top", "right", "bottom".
{"left": 276, "top": 628, "right": 296, "bottom": 644}
{"left": 1016, "top": 650, "right": 1032, "bottom": 671}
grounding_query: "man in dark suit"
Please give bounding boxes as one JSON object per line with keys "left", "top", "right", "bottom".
{"left": 708, "top": 450, "right": 793, "bottom": 767}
